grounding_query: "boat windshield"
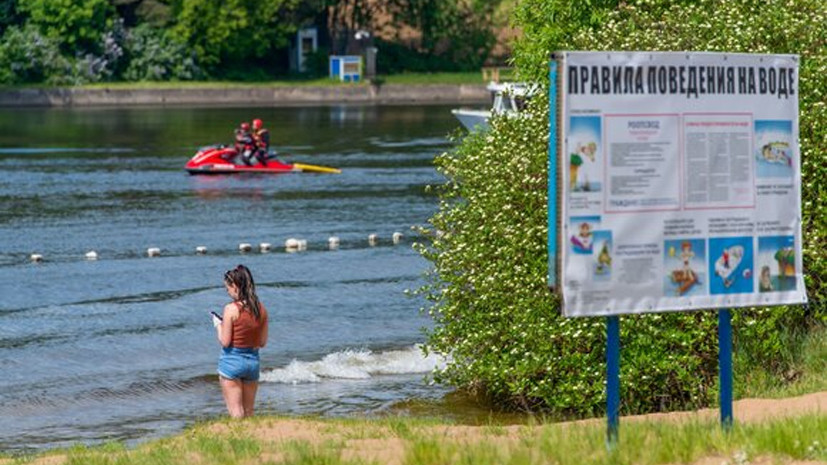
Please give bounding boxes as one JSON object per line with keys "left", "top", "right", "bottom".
{"left": 488, "top": 82, "right": 534, "bottom": 113}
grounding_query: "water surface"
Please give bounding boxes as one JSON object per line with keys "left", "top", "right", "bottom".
{"left": 0, "top": 104, "right": 461, "bottom": 453}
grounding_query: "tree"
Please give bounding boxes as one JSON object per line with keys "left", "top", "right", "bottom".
{"left": 510, "top": 0, "right": 619, "bottom": 82}
{"left": 170, "top": 0, "right": 300, "bottom": 70}
{"left": 0, "top": 24, "right": 68, "bottom": 84}
{"left": 302, "top": 0, "right": 506, "bottom": 72}
{"left": 122, "top": 23, "right": 201, "bottom": 81}
{"left": 112, "top": 0, "right": 173, "bottom": 27}
{"left": 391, "top": 0, "right": 501, "bottom": 68}
{"left": 339, "top": 0, "right": 390, "bottom": 56}
{"left": 17, "top": 0, "right": 114, "bottom": 52}
{"left": 0, "top": 0, "right": 21, "bottom": 34}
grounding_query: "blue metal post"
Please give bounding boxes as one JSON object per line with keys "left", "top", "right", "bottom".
{"left": 547, "top": 59, "right": 559, "bottom": 287}
{"left": 607, "top": 315, "right": 620, "bottom": 444}
{"left": 718, "top": 309, "right": 733, "bottom": 429}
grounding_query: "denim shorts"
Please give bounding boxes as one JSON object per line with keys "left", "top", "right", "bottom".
{"left": 217, "top": 347, "right": 260, "bottom": 382}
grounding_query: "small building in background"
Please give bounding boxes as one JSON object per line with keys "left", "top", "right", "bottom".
{"left": 329, "top": 55, "right": 362, "bottom": 82}
{"left": 289, "top": 27, "right": 318, "bottom": 73}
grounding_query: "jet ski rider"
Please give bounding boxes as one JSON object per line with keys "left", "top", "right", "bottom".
{"left": 234, "top": 122, "right": 252, "bottom": 151}
{"left": 233, "top": 122, "right": 254, "bottom": 164}
{"left": 251, "top": 118, "right": 270, "bottom": 166}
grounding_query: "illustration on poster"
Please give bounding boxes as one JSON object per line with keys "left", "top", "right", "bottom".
{"left": 714, "top": 245, "right": 745, "bottom": 288}
{"left": 569, "top": 141, "right": 598, "bottom": 191}
{"left": 759, "top": 265, "right": 774, "bottom": 292}
{"left": 568, "top": 115, "right": 602, "bottom": 193}
{"left": 589, "top": 231, "right": 612, "bottom": 280}
{"left": 668, "top": 241, "right": 700, "bottom": 296}
{"left": 596, "top": 242, "right": 612, "bottom": 275}
{"left": 754, "top": 120, "right": 794, "bottom": 178}
{"left": 760, "top": 142, "right": 792, "bottom": 166}
{"left": 664, "top": 239, "right": 706, "bottom": 298}
{"left": 571, "top": 222, "right": 594, "bottom": 253}
{"left": 757, "top": 236, "right": 797, "bottom": 293}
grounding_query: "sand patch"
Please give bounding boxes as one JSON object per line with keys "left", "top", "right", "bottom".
{"left": 232, "top": 392, "right": 826, "bottom": 464}
{"left": 686, "top": 455, "right": 824, "bottom": 465}
{"left": 341, "top": 438, "right": 407, "bottom": 465}
{"left": 10, "top": 391, "right": 826, "bottom": 465}
{"left": 616, "top": 391, "right": 826, "bottom": 426}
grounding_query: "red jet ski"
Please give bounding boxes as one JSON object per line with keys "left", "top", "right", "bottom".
{"left": 185, "top": 144, "right": 341, "bottom": 175}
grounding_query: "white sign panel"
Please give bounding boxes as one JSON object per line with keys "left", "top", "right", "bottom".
{"left": 558, "top": 51, "right": 807, "bottom": 316}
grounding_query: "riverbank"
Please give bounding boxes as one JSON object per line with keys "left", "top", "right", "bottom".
{"left": 5, "top": 391, "right": 825, "bottom": 465}
{"left": 0, "top": 82, "right": 490, "bottom": 107}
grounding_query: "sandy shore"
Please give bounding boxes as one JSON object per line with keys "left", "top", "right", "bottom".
{"left": 212, "top": 391, "right": 827, "bottom": 464}
{"left": 0, "top": 83, "right": 489, "bottom": 107}
{"left": 6, "top": 391, "right": 825, "bottom": 465}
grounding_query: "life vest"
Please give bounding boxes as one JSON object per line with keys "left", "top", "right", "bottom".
{"left": 253, "top": 128, "right": 270, "bottom": 149}
{"left": 235, "top": 129, "right": 252, "bottom": 144}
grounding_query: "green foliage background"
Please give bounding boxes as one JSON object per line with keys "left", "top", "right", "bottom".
{"left": 0, "top": 0, "right": 508, "bottom": 84}
{"left": 170, "top": 0, "right": 298, "bottom": 70}
{"left": 418, "top": 0, "right": 826, "bottom": 414}
{"left": 18, "top": 0, "right": 113, "bottom": 52}
{"left": 0, "top": 24, "right": 68, "bottom": 84}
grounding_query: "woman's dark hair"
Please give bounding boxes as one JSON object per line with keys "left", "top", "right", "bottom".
{"left": 224, "top": 264, "right": 262, "bottom": 320}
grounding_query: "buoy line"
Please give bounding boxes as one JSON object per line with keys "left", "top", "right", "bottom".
{"left": 26, "top": 231, "right": 413, "bottom": 263}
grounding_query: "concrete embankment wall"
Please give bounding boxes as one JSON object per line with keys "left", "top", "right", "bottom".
{"left": 0, "top": 83, "right": 489, "bottom": 107}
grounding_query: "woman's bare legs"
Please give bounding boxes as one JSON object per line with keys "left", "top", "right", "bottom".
{"left": 241, "top": 381, "right": 259, "bottom": 417}
{"left": 220, "top": 377, "right": 245, "bottom": 418}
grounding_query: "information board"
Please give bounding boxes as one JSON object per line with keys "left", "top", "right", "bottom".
{"left": 554, "top": 51, "right": 807, "bottom": 316}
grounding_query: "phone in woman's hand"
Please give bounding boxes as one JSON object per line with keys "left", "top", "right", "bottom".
{"left": 210, "top": 311, "right": 223, "bottom": 327}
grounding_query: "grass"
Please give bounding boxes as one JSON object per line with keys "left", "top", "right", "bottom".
{"left": 378, "top": 71, "right": 485, "bottom": 85}
{"left": 0, "top": 72, "right": 489, "bottom": 90}
{"left": 736, "top": 325, "right": 827, "bottom": 399}
{"left": 77, "top": 77, "right": 347, "bottom": 89}
{"left": 6, "top": 414, "right": 825, "bottom": 465}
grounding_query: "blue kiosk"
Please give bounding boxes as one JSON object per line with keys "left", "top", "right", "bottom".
{"left": 329, "top": 55, "right": 362, "bottom": 82}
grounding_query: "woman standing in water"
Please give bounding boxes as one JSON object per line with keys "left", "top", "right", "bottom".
{"left": 215, "top": 265, "right": 269, "bottom": 418}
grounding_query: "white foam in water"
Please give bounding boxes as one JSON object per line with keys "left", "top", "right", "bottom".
{"left": 261, "top": 345, "right": 446, "bottom": 385}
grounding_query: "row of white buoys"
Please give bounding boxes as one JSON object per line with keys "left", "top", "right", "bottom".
{"left": 285, "top": 238, "right": 308, "bottom": 252}
{"left": 29, "top": 251, "right": 98, "bottom": 262}
{"left": 328, "top": 236, "right": 340, "bottom": 250}
{"left": 367, "top": 232, "right": 404, "bottom": 246}
{"left": 28, "top": 232, "right": 408, "bottom": 262}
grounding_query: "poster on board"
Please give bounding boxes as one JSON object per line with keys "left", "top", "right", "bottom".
{"left": 554, "top": 51, "right": 807, "bottom": 317}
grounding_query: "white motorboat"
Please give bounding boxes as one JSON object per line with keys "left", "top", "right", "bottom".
{"left": 452, "top": 82, "right": 533, "bottom": 131}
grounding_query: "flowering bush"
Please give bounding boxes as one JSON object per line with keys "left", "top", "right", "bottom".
{"left": 65, "top": 21, "right": 126, "bottom": 85}
{"left": 122, "top": 24, "right": 201, "bottom": 81}
{"left": 418, "top": 0, "right": 825, "bottom": 414}
{"left": 0, "top": 25, "right": 69, "bottom": 84}
{"left": 0, "top": 20, "right": 201, "bottom": 85}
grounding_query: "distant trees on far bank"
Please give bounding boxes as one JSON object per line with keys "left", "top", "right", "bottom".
{"left": 0, "top": 0, "right": 512, "bottom": 85}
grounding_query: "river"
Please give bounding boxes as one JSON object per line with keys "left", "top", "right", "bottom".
{"left": 0, "top": 104, "right": 463, "bottom": 453}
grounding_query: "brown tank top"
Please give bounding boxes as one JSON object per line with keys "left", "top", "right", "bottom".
{"left": 231, "top": 304, "right": 267, "bottom": 348}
